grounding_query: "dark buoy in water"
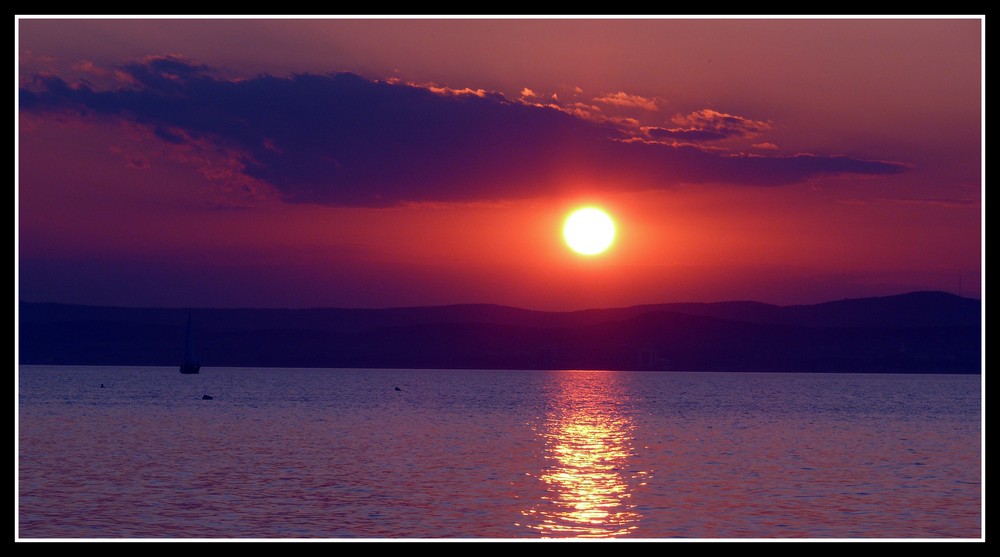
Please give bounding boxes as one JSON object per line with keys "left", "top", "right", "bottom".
{"left": 202, "top": 394, "right": 213, "bottom": 400}
{"left": 394, "top": 386, "right": 402, "bottom": 391}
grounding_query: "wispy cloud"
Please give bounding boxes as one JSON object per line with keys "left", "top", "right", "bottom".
{"left": 593, "top": 91, "right": 661, "bottom": 111}
{"left": 882, "top": 197, "right": 980, "bottom": 208}
{"left": 671, "top": 108, "right": 773, "bottom": 138}
{"left": 646, "top": 109, "right": 774, "bottom": 144}
{"left": 19, "top": 57, "right": 910, "bottom": 207}
{"left": 646, "top": 127, "right": 730, "bottom": 142}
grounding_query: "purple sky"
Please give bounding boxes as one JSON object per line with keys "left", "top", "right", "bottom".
{"left": 16, "top": 17, "right": 983, "bottom": 310}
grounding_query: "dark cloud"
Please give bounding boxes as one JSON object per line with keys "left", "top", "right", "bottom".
{"left": 153, "top": 126, "right": 186, "bottom": 144}
{"left": 647, "top": 127, "right": 730, "bottom": 142}
{"left": 19, "top": 58, "right": 910, "bottom": 206}
{"left": 601, "top": 141, "right": 908, "bottom": 187}
{"left": 121, "top": 55, "right": 212, "bottom": 91}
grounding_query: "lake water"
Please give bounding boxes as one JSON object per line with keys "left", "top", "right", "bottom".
{"left": 16, "top": 366, "right": 982, "bottom": 540}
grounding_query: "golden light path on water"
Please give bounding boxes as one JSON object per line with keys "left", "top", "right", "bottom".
{"left": 519, "top": 374, "right": 646, "bottom": 538}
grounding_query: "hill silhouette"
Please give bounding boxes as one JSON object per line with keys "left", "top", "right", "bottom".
{"left": 17, "top": 291, "right": 981, "bottom": 373}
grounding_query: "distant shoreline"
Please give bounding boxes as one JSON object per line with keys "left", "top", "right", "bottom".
{"left": 17, "top": 291, "right": 981, "bottom": 374}
{"left": 15, "top": 364, "right": 982, "bottom": 375}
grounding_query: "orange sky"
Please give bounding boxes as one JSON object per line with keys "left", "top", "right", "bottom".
{"left": 16, "top": 17, "right": 983, "bottom": 310}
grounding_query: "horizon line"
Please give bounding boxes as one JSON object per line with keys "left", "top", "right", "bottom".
{"left": 15, "top": 289, "right": 980, "bottom": 314}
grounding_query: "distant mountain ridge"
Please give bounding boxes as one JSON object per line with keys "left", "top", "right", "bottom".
{"left": 17, "top": 291, "right": 982, "bottom": 373}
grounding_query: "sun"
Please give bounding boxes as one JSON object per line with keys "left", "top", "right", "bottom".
{"left": 564, "top": 207, "right": 616, "bottom": 255}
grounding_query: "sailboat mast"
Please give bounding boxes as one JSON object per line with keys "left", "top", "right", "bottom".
{"left": 180, "top": 313, "right": 201, "bottom": 374}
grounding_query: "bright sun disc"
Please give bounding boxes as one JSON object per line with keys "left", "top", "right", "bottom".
{"left": 564, "top": 207, "right": 615, "bottom": 255}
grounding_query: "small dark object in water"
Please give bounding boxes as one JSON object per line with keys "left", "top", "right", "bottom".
{"left": 100, "top": 384, "right": 105, "bottom": 388}
{"left": 202, "top": 394, "right": 213, "bottom": 400}
{"left": 394, "top": 386, "right": 402, "bottom": 391}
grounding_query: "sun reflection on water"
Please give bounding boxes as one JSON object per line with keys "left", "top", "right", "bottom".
{"left": 519, "top": 374, "right": 644, "bottom": 538}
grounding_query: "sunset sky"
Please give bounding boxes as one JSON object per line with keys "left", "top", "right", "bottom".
{"left": 16, "top": 17, "right": 983, "bottom": 311}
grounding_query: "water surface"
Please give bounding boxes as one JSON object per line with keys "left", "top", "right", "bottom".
{"left": 17, "top": 367, "right": 982, "bottom": 539}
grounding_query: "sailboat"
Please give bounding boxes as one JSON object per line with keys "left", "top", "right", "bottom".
{"left": 180, "top": 314, "right": 201, "bottom": 374}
